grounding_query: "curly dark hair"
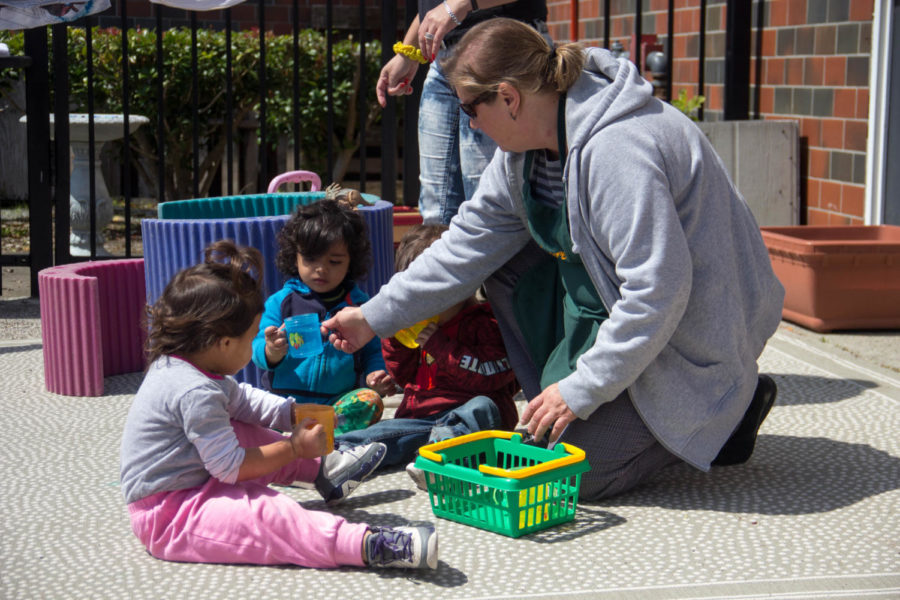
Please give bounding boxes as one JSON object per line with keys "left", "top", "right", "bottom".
{"left": 145, "top": 240, "right": 264, "bottom": 364}
{"left": 394, "top": 224, "right": 448, "bottom": 272}
{"left": 275, "top": 199, "right": 372, "bottom": 282}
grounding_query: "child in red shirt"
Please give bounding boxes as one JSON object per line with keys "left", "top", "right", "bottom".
{"left": 334, "top": 225, "right": 519, "bottom": 485}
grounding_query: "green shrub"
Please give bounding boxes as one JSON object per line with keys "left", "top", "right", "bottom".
{"left": 1, "top": 27, "right": 383, "bottom": 200}
{"left": 671, "top": 88, "right": 705, "bottom": 122}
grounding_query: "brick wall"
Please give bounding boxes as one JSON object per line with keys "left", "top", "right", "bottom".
{"left": 545, "top": 0, "right": 874, "bottom": 225}
{"left": 761, "top": 0, "right": 873, "bottom": 225}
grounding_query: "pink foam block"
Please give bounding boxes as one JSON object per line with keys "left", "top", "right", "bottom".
{"left": 38, "top": 259, "right": 146, "bottom": 396}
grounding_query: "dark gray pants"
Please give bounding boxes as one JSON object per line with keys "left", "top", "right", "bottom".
{"left": 484, "top": 241, "right": 682, "bottom": 500}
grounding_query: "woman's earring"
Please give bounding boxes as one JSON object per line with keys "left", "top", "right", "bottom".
{"left": 509, "top": 111, "right": 517, "bottom": 121}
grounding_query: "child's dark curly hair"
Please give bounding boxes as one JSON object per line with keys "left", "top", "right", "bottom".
{"left": 145, "top": 240, "right": 265, "bottom": 364}
{"left": 275, "top": 199, "right": 372, "bottom": 282}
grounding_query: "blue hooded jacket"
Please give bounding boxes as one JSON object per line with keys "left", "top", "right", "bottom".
{"left": 251, "top": 278, "right": 386, "bottom": 403}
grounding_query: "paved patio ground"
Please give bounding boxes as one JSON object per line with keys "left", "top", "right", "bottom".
{"left": 0, "top": 298, "right": 898, "bottom": 599}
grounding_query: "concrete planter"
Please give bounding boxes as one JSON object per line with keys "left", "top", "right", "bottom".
{"left": 699, "top": 120, "right": 800, "bottom": 227}
{"left": 761, "top": 225, "right": 900, "bottom": 332}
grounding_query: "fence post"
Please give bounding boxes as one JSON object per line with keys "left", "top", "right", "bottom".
{"left": 401, "top": 0, "right": 421, "bottom": 208}
{"left": 52, "top": 24, "right": 71, "bottom": 265}
{"left": 380, "top": 0, "right": 398, "bottom": 204}
{"left": 24, "top": 28, "right": 53, "bottom": 296}
{"left": 724, "top": 0, "right": 751, "bottom": 120}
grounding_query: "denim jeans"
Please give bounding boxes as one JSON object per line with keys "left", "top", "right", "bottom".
{"left": 334, "top": 395, "right": 502, "bottom": 468}
{"left": 417, "top": 60, "right": 498, "bottom": 225}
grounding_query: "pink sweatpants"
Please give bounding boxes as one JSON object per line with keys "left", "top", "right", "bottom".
{"left": 127, "top": 421, "right": 369, "bottom": 568}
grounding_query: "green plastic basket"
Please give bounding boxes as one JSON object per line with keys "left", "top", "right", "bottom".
{"left": 414, "top": 431, "right": 589, "bottom": 538}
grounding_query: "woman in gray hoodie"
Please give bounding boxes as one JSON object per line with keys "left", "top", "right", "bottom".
{"left": 325, "top": 18, "right": 785, "bottom": 500}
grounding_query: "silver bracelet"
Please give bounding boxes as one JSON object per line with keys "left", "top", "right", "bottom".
{"left": 443, "top": 0, "right": 462, "bottom": 26}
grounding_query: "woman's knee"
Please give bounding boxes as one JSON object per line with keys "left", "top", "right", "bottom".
{"left": 576, "top": 446, "right": 682, "bottom": 501}
{"left": 578, "top": 471, "right": 643, "bottom": 501}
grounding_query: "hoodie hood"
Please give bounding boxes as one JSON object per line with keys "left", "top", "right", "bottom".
{"left": 282, "top": 277, "right": 368, "bottom": 307}
{"left": 564, "top": 47, "right": 655, "bottom": 155}
{"left": 283, "top": 277, "right": 313, "bottom": 295}
{"left": 562, "top": 47, "right": 655, "bottom": 262}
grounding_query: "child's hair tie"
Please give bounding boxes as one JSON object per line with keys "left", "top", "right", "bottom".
{"left": 393, "top": 42, "right": 428, "bottom": 64}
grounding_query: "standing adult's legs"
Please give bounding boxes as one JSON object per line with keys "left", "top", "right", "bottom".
{"left": 418, "top": 62, "right": 463, "bottom": 225}
{"left": 457, "top": 101, "right": 498, "bottom": 210}
{"left": 418, "top": 61, "right": 498, "bottom": 225}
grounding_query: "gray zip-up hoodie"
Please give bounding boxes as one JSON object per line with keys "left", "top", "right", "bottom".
{"left": 363, "top": 47, "right": 784, "bottom": 470}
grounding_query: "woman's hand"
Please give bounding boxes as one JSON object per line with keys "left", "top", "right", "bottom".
{"left": 376, "top": 54, "right": 419, "bottom": 107}
{"left": 519, "top": 383, "right": 577, "bottom": 444}
{"left": 322, "top": 307, "right": 376, "bottom": 354}
{"left": 366, "top": 369, "right": 396, "bottom": 397}
{"left": 290, "top": 417, "right": 329, "bottom": 459}
{"left": 264, "top": 324, "right": 287, "bottom": 365}
{"left": 418, "top": 0, "right": 472, "bottom": 61}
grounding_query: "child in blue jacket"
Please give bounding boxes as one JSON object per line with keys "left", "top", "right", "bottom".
{"left": 252, "top": 198, "right": 395, "bottom": 434}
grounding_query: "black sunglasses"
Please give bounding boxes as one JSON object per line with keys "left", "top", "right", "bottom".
{"left": 459, "top": 91, "right": 494, "bottom": 119}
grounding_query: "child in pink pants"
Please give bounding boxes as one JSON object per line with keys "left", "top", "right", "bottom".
{"left": 120, "top": 241, "right": 437, "bottom": 570}
{"left": 128, "top": 421, "right": 371, "bottom": 567}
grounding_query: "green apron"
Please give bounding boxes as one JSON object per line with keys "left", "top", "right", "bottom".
{"left": 512, "top": 98, "right": 609, "bottom": 390}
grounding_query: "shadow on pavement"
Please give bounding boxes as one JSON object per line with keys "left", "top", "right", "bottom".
{"left": 525, "top": 505, "right": 626, "bottom": 543}
{"left": 614, "top": 434, "right": 899, "bottom": 515}
{"left": 774, "top": 373, "right": 879, "bottom": 406}
{"left": 304, "top": 488, "right": 418, "bottom": 513}
{"left": 104, "top": 372, "right": 145, "bottom": 395}
{"left": 0, "top": 343, "right": 42, "bottom": 355}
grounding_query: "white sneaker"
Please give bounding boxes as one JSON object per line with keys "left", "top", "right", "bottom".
{"left": 405, "top": 461, "right": 433, "bottom": 492}
{"left": 314, "top": 442, "right": 386, "bottom": 505}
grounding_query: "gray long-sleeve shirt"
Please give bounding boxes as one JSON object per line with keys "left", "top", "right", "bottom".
{"left": 120, "top": 356, "right": 293, "bottom": 504}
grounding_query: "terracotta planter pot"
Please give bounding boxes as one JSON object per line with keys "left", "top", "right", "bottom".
{"left": 761, "top": 225, "right": 900, "bottom": 332}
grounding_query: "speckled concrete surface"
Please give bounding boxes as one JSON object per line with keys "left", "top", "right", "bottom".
{"left": 0, "top": 298, "right": 898, "bottom": 599}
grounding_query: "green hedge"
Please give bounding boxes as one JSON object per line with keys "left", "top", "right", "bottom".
{"left": 1, "top": 27, "right": 383, "bottom": 200}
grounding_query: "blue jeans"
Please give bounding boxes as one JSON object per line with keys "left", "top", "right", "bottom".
{"left": 334, "top": 395, "right": 502, "bottom": 468}
{"left": 417, "top": 60, "right": 497, "bottom": 225}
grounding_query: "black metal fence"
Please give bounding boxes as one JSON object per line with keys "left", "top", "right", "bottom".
{"left": 1, "top": 0, "right": 756, "bottom": 297}
{"left": 1, "top": 0, "right": 423, "bottom": 296}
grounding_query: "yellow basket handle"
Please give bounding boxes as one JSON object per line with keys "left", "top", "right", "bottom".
{"left": 478, "top": 443, "right": 584, "bottom": 479}
{"left": 418, "top": 430, "right": 513, "bottom": 463}
{"left": 418, "top": 431, "right": 585, "bottom": 480}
